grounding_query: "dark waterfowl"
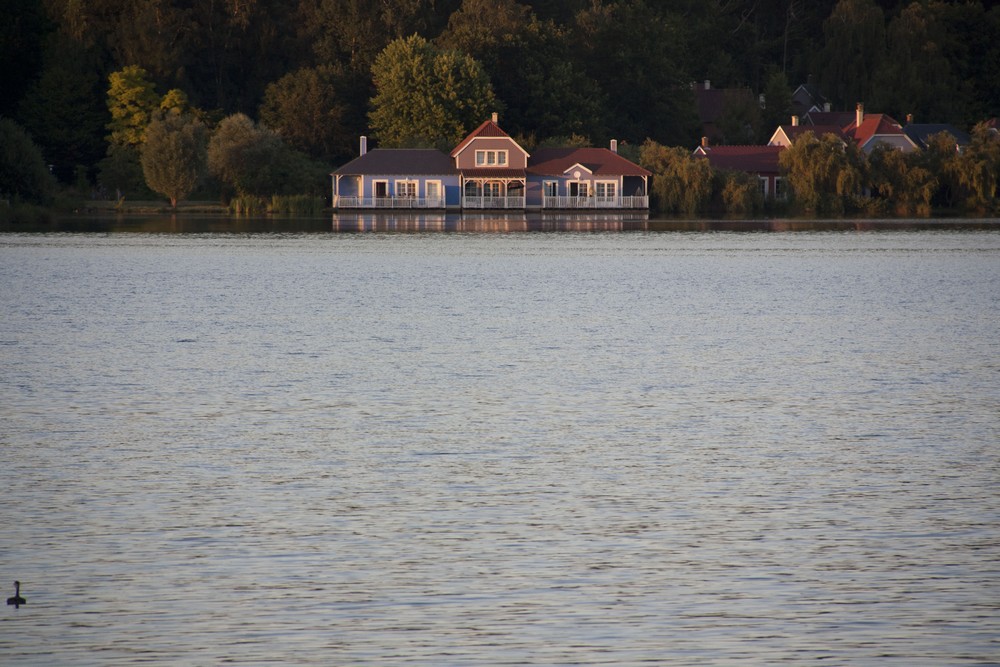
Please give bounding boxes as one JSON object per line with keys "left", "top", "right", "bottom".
{"left": 7, "top": 581, "right": 25, "bottom": 607}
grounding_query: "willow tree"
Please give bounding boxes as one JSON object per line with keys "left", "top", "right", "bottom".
{"left": 779, "top": 131, "right": 865, "bottom": 216}
{"left": 639, "top": 140, "right": 713, "bottom": 216}
{"left": 368, "top": 34, "right": 498, "bottom": 147}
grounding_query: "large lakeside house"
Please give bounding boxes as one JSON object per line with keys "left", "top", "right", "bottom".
{"left": 331, "top": 114, "right": 650, "bottom": 211}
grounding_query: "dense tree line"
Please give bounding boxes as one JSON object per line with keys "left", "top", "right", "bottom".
{"left": 1, "top": 0, "right": 999, "bottom": 211}
{"left": 639, "top": 125, "right": 1000, "bottom": 217}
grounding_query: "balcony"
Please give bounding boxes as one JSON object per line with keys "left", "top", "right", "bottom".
{"left": 334, "top": 196, "right": 444, "bottom": 209}
{"left": 461, "top": 196, "right": 526, "bottom": 209}
{"left": 542, "top": 195, "right": 649, "bottom": 209}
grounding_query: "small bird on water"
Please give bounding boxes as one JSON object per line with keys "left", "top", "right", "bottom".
{"left": 7, "top": 581, "right": 26, "bottom": 607}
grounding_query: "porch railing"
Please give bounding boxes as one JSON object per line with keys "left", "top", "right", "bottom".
{"left": 461, "top": 196, "right": 526, "bottom": 209}
{"left": 542, "top": 195, "right": 648, "bottom": 209}
{"left": 334, "top": 196, "right": 445, "bottom": 209}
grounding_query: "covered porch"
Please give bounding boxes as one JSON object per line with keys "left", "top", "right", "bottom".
{"left": 461, "top": 172, "right": 526, "bottom": 209}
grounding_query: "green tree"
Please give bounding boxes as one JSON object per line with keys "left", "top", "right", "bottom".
{"left": 639, "top": 140, "right": 713, "bottom": 215}
{"left": 867, "top": 143, "right": 935, "bottom": 216}
{"left": 140, "top": 113, "right": 207, "bottom": 207}
{"left": 779, "top": 131, "right": 865, "bottom": 215}
{"left": 819, "top": 0, "right": 885, "bottom": 109}
{"left": 107, "top": 65, "right": 161, "bottom": 148}
{"left": 951, "top": 123, "right": 1000, "bottom": 213}
{"left": 259, "top": 65, "right": 347, "bottom": 161}
{"left": 718, "top": 170, "right": 764, "bottom": 216}
{"left": 369, "top": 34, "right": 498, "bottom": 147}
{"left": 97, "top": 144, "right": 149, "bottom": 199}
{"left": 872, "top": 2, "right": 962, "bottom": 125}
{"left": 0, "top": 118, "right": 57, "bottom": 203}
{"left": 573, "top": 1, "right": 700, "bottom": 146}
{"left": 16, "top": 35, "right": 106, "bottom": 180}
{"left": 0, "top": 0, "right": 51, "bottom": 118}
{"left": 436, "top": 0, "right": 603, "bottom": 141}
{"left": 761, "top": 68, "right": 793, "bottom": 138}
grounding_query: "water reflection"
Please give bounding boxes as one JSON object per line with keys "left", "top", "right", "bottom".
{"left": 3, "top": 212, "right": 998, "bottom": 234}
{"left": 331, "top": 212, "right": 651, "bottom": 233}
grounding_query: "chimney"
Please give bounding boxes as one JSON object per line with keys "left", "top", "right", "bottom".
{"left": 360, "top": 135, "right": 367, "bottom": 156}
{"left": 906, "top": 113, "right": 914, "bottom": 124}
{"left": 701, "top": 136, "right": 709, "bottom": 148}
{"left": 824, "top": 102, "right": 832, "bottom": 112}
{"left": 704, "top": 79, "right": 711, "bottom": 90}
{"left": 856, "top": 102, "right": 864, "bottom": 127}
{"left": 791, "top": 115, "right": 799, "bottom": 127}
{"left": 610, "top": 139, "right": 618, "bottom": 153}
{"left": 491, "top": 112, "right": 498, "bottom": 123}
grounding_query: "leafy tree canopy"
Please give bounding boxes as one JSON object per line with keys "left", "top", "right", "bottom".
{"left": 140, "top": 112, "right": 207, "bottom": 207}
{"left": 368, "top": 34, "right": 498, "bottom": 147}
{"left": 107, "top": 65, "right": 160, "bottom": 148}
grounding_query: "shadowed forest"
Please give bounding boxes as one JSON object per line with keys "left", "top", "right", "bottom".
{"left": 2, "top": 0, "right": 999, "bottom": 216}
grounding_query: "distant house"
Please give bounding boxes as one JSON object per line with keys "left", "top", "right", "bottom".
{"left": 791, "top": 80, "right": 829, "bottom": 117}
{"left": 770, "top": 105, "right": 918, "bottom": 154}
{"left": 768, "top": 115, "right": 849, "bottom": 148}
{"left": 843, "top": 104, "right": 918, "bottom": 153}
{"left": 693, "top": 144, "right": 787, "bottom": 200}
{"left": 332, "top": 114, "right": 649, "bottom": 210}
{"left": 902, "top": 122, "right": 970, "bottom": 150}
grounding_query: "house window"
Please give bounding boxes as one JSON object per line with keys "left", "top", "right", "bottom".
{"left": 396, "top": 180, "right": 417, "bottom": 198}
{"left": 758, "top": 177, "right": 769, "bottom": 198}
{"left": 544, "top": 181, "right": 558, "bottom": 197}
{"left": 774, "top": 177, "right": 788, "bottom": 201}
{"left": 426, "top": 180, "right": 441, "bottom": 203}
{"left": 595, "top": 182, "right": 617, "bottom": 198}
{"left": 569, "top": 182, "right": 589, "bottom": 197}
{"left": 483, "top": 181, "right": 501, "bottom": 197}
{"left": 475, "top": 150, "right": 508, "bottom": 166}
{"left": 373, "top": 180, "right": 388, "bottom": 199}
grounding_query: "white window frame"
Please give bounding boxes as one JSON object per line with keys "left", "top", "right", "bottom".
{"left": 373, "top": 180, "right": 389, "bottom": 199}
{"left": 543, "top": 181, "right": 558, "bottom": 197}
{"left": 425, "top": 180, "right": 442, "bottom": 203}
{"left": 569, "top": 181, "right": 590, "bottom": 197}
{"left": 475, "top": 149, "right": 508, "bottom": 167}
{"left": 395, "top": 179, "right": 417, "bottom": 198}
{"left": 757, "top": 176, "right": 769, "bottom": 198}
{"left": 595, "top": 181, "right": 617, "bottom": 198}
{"left": 774, "top": 177, "right": 788, "bottom": 201}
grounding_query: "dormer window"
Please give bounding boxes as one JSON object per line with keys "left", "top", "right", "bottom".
{"left": 475, "top": 150, "right": 508, "bottom": 167}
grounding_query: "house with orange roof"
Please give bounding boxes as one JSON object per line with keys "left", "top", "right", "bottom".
{"left": 332, "top": 114, "right": 650, "bottom": 210}
{"left": 844, "top": 104, "right": 918, "bottom": 153}
{"left": 768, "top": 115, "right": 849, "bottom": 148}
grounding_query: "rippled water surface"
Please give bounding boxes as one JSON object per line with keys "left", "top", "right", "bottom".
{"left": 2, "top": 229, "right": 999, "bottom": 665}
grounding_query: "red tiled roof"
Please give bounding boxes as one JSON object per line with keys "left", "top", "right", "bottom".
{"left": 451, "top": 119, "right": 514, "bottom": 157}
{"left": 695, "top": 145, "right": 784, "bottom": 173}
{"left": 845, "top": 114, "right": 905, "bottom": 143}
{"left": 527, "top": 148, "right": 651, "bottom": 177}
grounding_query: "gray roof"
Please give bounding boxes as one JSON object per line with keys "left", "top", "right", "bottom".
{"left": 332, "top": 149, "right": 457, "bottom": 176}
{"left": 903, "top": 124, "right": 970, "bottom": 149}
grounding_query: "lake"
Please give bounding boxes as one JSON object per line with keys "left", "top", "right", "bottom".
{"left": 2, "top": 219, "right": 999, "bottom": 665}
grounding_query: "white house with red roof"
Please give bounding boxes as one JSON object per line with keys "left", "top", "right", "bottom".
{"left": 332, "top": 114, "right": 649, "bottom": 210}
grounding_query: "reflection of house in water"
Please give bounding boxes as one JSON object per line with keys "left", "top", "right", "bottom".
{"left": 331, "top": 212, "right": 649, "bottom": 233}
{"left": 331, "top": 114, "right": 649, "bottom": 211}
